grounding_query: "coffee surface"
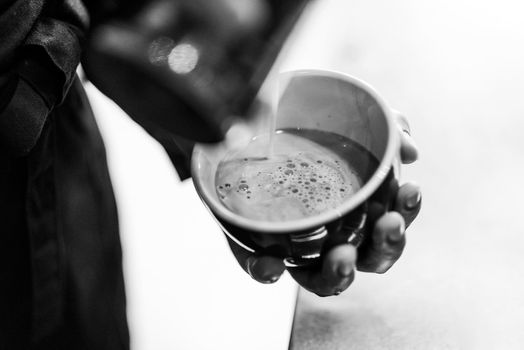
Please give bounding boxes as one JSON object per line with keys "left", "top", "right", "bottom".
{"left": 215, "top": 129, "right": 374, "bottom": 222}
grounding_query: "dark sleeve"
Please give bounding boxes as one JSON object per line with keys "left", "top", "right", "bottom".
{"left": 0, "top": 0, "right": 88, "bottom": 157}
{"left": 143, "top": 125, "right": 194, "bottom": 181}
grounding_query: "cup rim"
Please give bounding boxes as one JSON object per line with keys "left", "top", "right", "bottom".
{"left": 191, "top": 69, "right": 400, "bottom": 233}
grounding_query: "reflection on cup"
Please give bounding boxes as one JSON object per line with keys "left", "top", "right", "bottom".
{"left": 191, "top": 70, "right": 400, "bottom": 266}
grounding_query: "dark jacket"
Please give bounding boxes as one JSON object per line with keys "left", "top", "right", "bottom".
{"left": 0, "top": 1, "right": 189, "bottom": 348}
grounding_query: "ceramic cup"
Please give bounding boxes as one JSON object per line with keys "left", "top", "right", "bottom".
{"left": 191, "top": 69, "right": 401, "bottom": 266}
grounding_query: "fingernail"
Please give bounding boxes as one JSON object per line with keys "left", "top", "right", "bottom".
{"left": 405, "top": 190, "right": 421, "bottom": 210}
{"left": 337, "top": 263, "right": 353, "bottom": 277}
{"left": 387, "top": 220, "right": 405, "bottom": 243}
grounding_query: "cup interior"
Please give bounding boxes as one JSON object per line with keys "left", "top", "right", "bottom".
{"left": 191, "top": 70, "right": 399, "bottom": 233}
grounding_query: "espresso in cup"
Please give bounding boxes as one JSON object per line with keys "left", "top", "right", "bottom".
{"left": 215, "top": 128, "right": 377, "bottom": 222}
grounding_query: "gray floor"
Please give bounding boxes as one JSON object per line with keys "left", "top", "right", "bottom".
{"left": 289, "top": 0, "right": 524, "bottom": 349}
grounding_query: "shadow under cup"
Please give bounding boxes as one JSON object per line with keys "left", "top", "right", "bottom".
{"left": 192, "top": 70, "right": 400, "bottom": 266}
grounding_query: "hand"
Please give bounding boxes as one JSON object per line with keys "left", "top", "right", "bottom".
{"left": 228, "top": 113, "right": 421, "bottom": 296}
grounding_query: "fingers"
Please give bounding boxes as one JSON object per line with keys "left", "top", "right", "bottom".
{"left": 356, "top": 212, "right": 406, "bottom": 274}
{"left": 287, "top": 244, "right": 357, "bottom": 297}
{"left": 226, "top": 236, "right": 285, "bottom": 284}
{"left": 246, "top": 255, "right": 286, "bottom": 284}
{"left": 394, "top": 112, "right": 418, "bottom": 164}
{"left": 394, "top": 182, "right": 422, "bottom": 228}
{"left": 400, "top": 132, "right": 418, "bottom": 164}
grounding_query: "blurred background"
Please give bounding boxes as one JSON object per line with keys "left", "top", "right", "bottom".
{"left": 86, "top": 0, "right": 524, "bottom": 348}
